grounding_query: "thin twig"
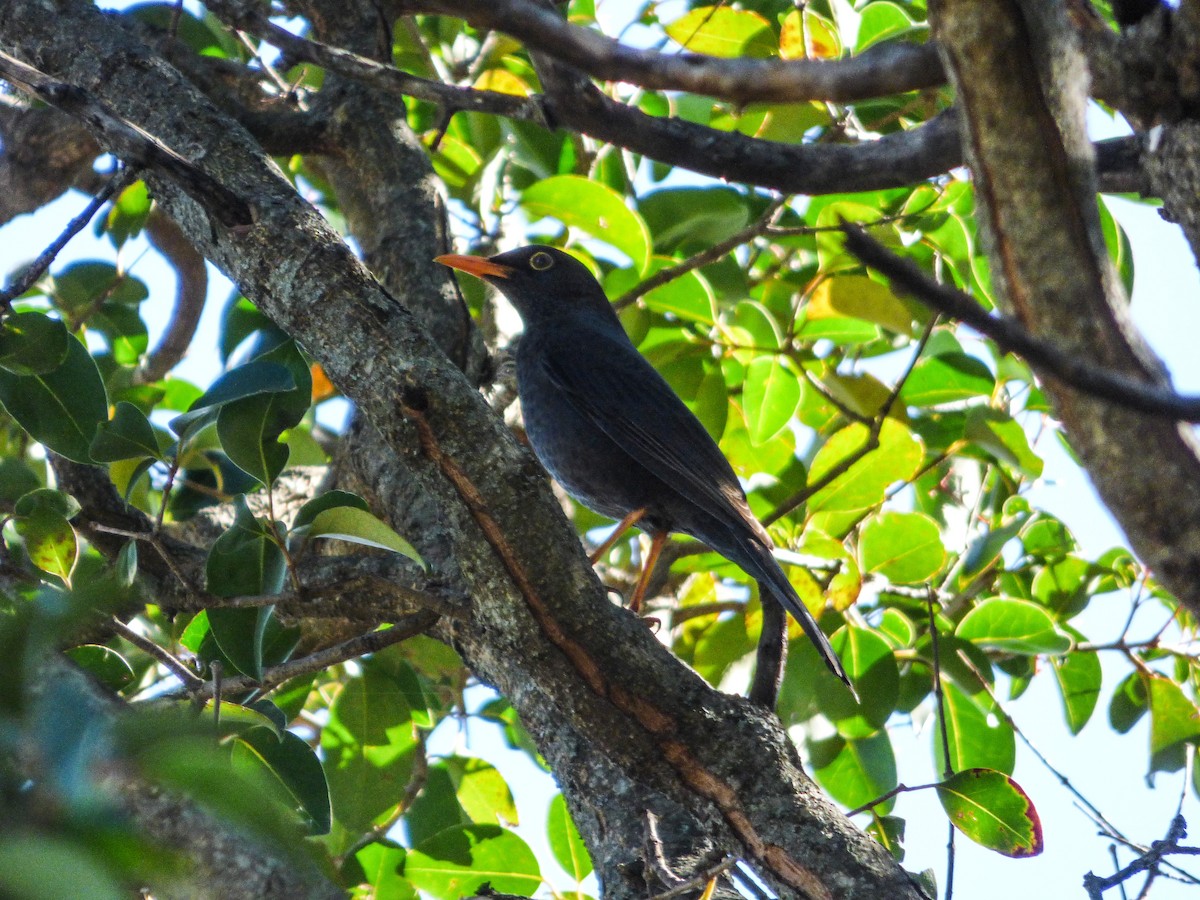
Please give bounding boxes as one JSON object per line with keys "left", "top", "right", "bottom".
{"left": 1084, "top": 816, "right": 1200, "bottom": 899}
{"left": 160, "top": 611, "right": 439, "bottom": 700}
{"left": 847, "top": 780, "right": 943, "bottom": 817}
{"left": 1, "top": 167, "right": 139, "bottom": 307}
{"left": 109, "top": 615, "right": 205, "bottom": 691}
{"left": 843, "top": 223, "right": 1200, "bottom": 421}
{"left": 765, "top": 314, "right": 938, "bottom": 524}
{"left": 612, "top": 198, "right": 786, "bottom": 310}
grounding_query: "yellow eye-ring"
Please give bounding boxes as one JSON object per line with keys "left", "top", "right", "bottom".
{"left": 529, "top": 251, "right": 555, "bottom": 271}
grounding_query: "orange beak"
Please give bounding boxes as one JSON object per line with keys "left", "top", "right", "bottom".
{"left": 434, "top": 253, "right": 513, "bottom": 280}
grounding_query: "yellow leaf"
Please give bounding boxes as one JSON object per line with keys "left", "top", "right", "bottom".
{"left": 474, "top": 68, "right": 530, "bottom": 96}
{"left": 780, "top": 9, "right": 842, "bottom": 59}
{"left": 808, "top": 275, "right": 914, "bottom": 335}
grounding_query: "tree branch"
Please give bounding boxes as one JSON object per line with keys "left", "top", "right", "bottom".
{"left": 421, "top": 0, "right": 946, "bottom": 104}
{"left": 842, "top": 223, "right": 1200, "bottom": 420}
{"left": 0, "top": 50, "right": 251, "bottom": 227}
{"left": 207, "top": 0, "right": 547, "bottom": 123}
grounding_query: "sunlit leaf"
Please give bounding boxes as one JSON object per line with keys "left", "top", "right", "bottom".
{"left": 521, "top": 176, "right": 651, "bottom": 273}
{"left": 956, "top": 599, "right": 1072, "bottom": 655}
{"left": 860, "top": 511, "right": 946, "bottom": 584}
{"left": 937, "top": 769, "right": 1043, "bottom": 857}
{"left": 666, "top": 7, "right": 776, "bottom": 58}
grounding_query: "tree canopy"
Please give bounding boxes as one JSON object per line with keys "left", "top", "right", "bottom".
{"left": 0, "top": 0, "right": 1198, "bottom": 897}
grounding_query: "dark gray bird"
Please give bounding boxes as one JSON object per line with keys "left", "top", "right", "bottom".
{"left": 436, "top": 245, "right": 850, "bottom": 706}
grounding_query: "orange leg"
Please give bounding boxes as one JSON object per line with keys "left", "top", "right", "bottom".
{"left": 629, "top": 530, "right": 668, "bottom": 615}
{"left": 588, "top": 507, "right": 647, "bottom": 564}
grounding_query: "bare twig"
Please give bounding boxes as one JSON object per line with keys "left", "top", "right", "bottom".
{"left": 765, "top": 314, "right": 937, "bottom": 524}
{"left": 162, "top": 610, "right": 440, "bottom": 700}
{"left": 843, "top": 223, "right": 1200, "bottom": 421}
{"left": 1084, "top": 816, "right": 1200, "bottom": 899}
{"left": 0, "top": 167, "right": 138, "bottom": 307}
{"left": 109, "top": 615, "right": 206, "bottom": 691}
{"left": 613, "top": 198, "right": 785, "bottom": 310}
{"left": 206, "top": 0, "right": 545, "bottom": 123}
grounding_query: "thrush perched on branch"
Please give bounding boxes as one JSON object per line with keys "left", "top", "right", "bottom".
{"left": 436, "top": 245, "right": 851, "bottom": 707}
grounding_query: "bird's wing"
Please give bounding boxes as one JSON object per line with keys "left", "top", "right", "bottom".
{"left": 537, "top": 332, "right": 758, "bottom": 534}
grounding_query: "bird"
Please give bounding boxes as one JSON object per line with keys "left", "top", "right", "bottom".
{"left": 435, "top": 244, "right": 851, "bottom": 706}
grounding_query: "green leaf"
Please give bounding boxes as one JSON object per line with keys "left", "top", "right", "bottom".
{"left": 90, "top": 302, "right": 148, "bottom": 365}
{"left": 639, "top": 187, "right": 749, "bottom": 251}
{"left": 52, "top": 260, "right": 147, "bottom": 309}
{"left": 965, "top": 407, "right": 1043, "bottom": 477}
{"left": 91, "top": 401, "right": 161, "bottom": 462}
{"left": 65, "top": 644, "right": 134, "bottom": 692}
{"left": 742, "top": 356, "right": 801, "bottom": 445}
{"left": 403, "top": 824, "right": 541, "bottom": 899}
{"left": 306, "top": 506, "right": 424, "bottom": 567}
{"left": 169, "top": 359, "right": 296, "bottom": 438}
{"left": 1051, "top": 627, "right": 1101, "bottom": 735}
{"left": 1109, "top": 671, "right": 1148, "bottom": 734}
{"left": 1031, "top": 555, "right": 1093, "bottom": 619}
{"left": 937, "top": 769, "right": 1043, "bottom": 857}
{"left": 1149, "top": 675, "right": 1200, "bottom": 763}
{"left": 0, "top": 333, "right": 108, "bottom": 462}
{"left": 547, "top": 793, "right": 593, "bottom": 881}
{"left": 322, "top": 669, "right": 418, "bottom": 831}
{"left": 407, "top": 764, "right": 470, "bottom": 847}
{"left": 206, "top": 607, "right": 274, "bottom": 680}
{"left": 856, "top": 2, "right": 918, "bottom": 51}
{"left": 807, "top": 275, "right": 913, "bottom": 335}
{"left": 292, "top": 489, "right": 370, "bottom": 531}
{"left": 0, "top": 311, "right": 70, "bottom": 375}
{"left": 956, "top": 599, "right": 1072, "bottom": 655}
{"left": 355, "top": 844, "right": 416, "bottom": 898}
{"left": 1098, "top": 195, "right": 1135, "bottom": 297}
{"left": 205, "top": 498, "right": 287, "bottom": 598}
{"left": 15, "top": 487, "right": 80, "bottom": 520}
{"left": 937, "top": 683, "right": 1016, "bottom": 775}
{"left": 114, "top": 540, "right": 137, "bottom": 588}
{"left": 666, "top": 7, "right": 776, "bottom": 58}
{"left": 809, "top": 731, "right": 898, "bottom": 811}
{"left": 806, "top": 419, "right": 924, "bottom": 517}
{"left": 900, "top": 353, "right": 995, "bottom": 406}
{"left": 234, "top": 728, "right": 332, "bottom": 835}
{"left": 520, "top": 176, "right": 652, "bottom": 273}
{"left": 818, "top": 625, "right": 899, "bottom": 738}
{"left": 16, "top": 507, "right": 77, "bottom": 581}
{"left": 0, "top": 834, "right": 128, "bottom": 900}
{"left": 607, "top": 258, "right": 716, "bottom": 324}
{"left": 447, "top": 757, "right": 518, "bottom": 826}
{"left": 103, "top": 178, "right": 151, "bottom": 248}
{"left": 217, "top": 394, "right": 290, "bottom": 487}
{"left": 860, "top": 511, "right": 946, "bottom": 584}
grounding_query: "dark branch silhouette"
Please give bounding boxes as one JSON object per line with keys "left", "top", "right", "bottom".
{"left": 842, "top": 223, "right": 1200, "bottom": 421}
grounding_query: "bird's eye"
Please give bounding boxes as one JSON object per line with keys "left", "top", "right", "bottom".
{"left": 529, "top": 251, "right": 555, "bottom": 271}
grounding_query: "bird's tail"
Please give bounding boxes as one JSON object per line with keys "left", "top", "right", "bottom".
{"left": 736, "top": 535, "right": 853, "bottom": 694}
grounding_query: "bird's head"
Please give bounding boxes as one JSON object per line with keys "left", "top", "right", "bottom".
{"left": 435, "top": 245, "right": 621, "bottom": 329}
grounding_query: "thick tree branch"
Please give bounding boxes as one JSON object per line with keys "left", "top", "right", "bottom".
{"left": 930, "top": 0, "right": 1200, "bottom": 618}
{"left": 0, "top": 101, "right": 98, "bottom": 226}
{"left": 136, "top": 208, "right": 209, "bottom": 384}
{"left": 422, "top": 0, "right": 946, "bottom": 104}
{"left": 0, "top": 1, "right": 923, "bottom": 894}
{"left": 535, "top": 50, "right": 964, "bottom": 195}
{"left": 0, "top": 50, "right": 251, "bottom": 228}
